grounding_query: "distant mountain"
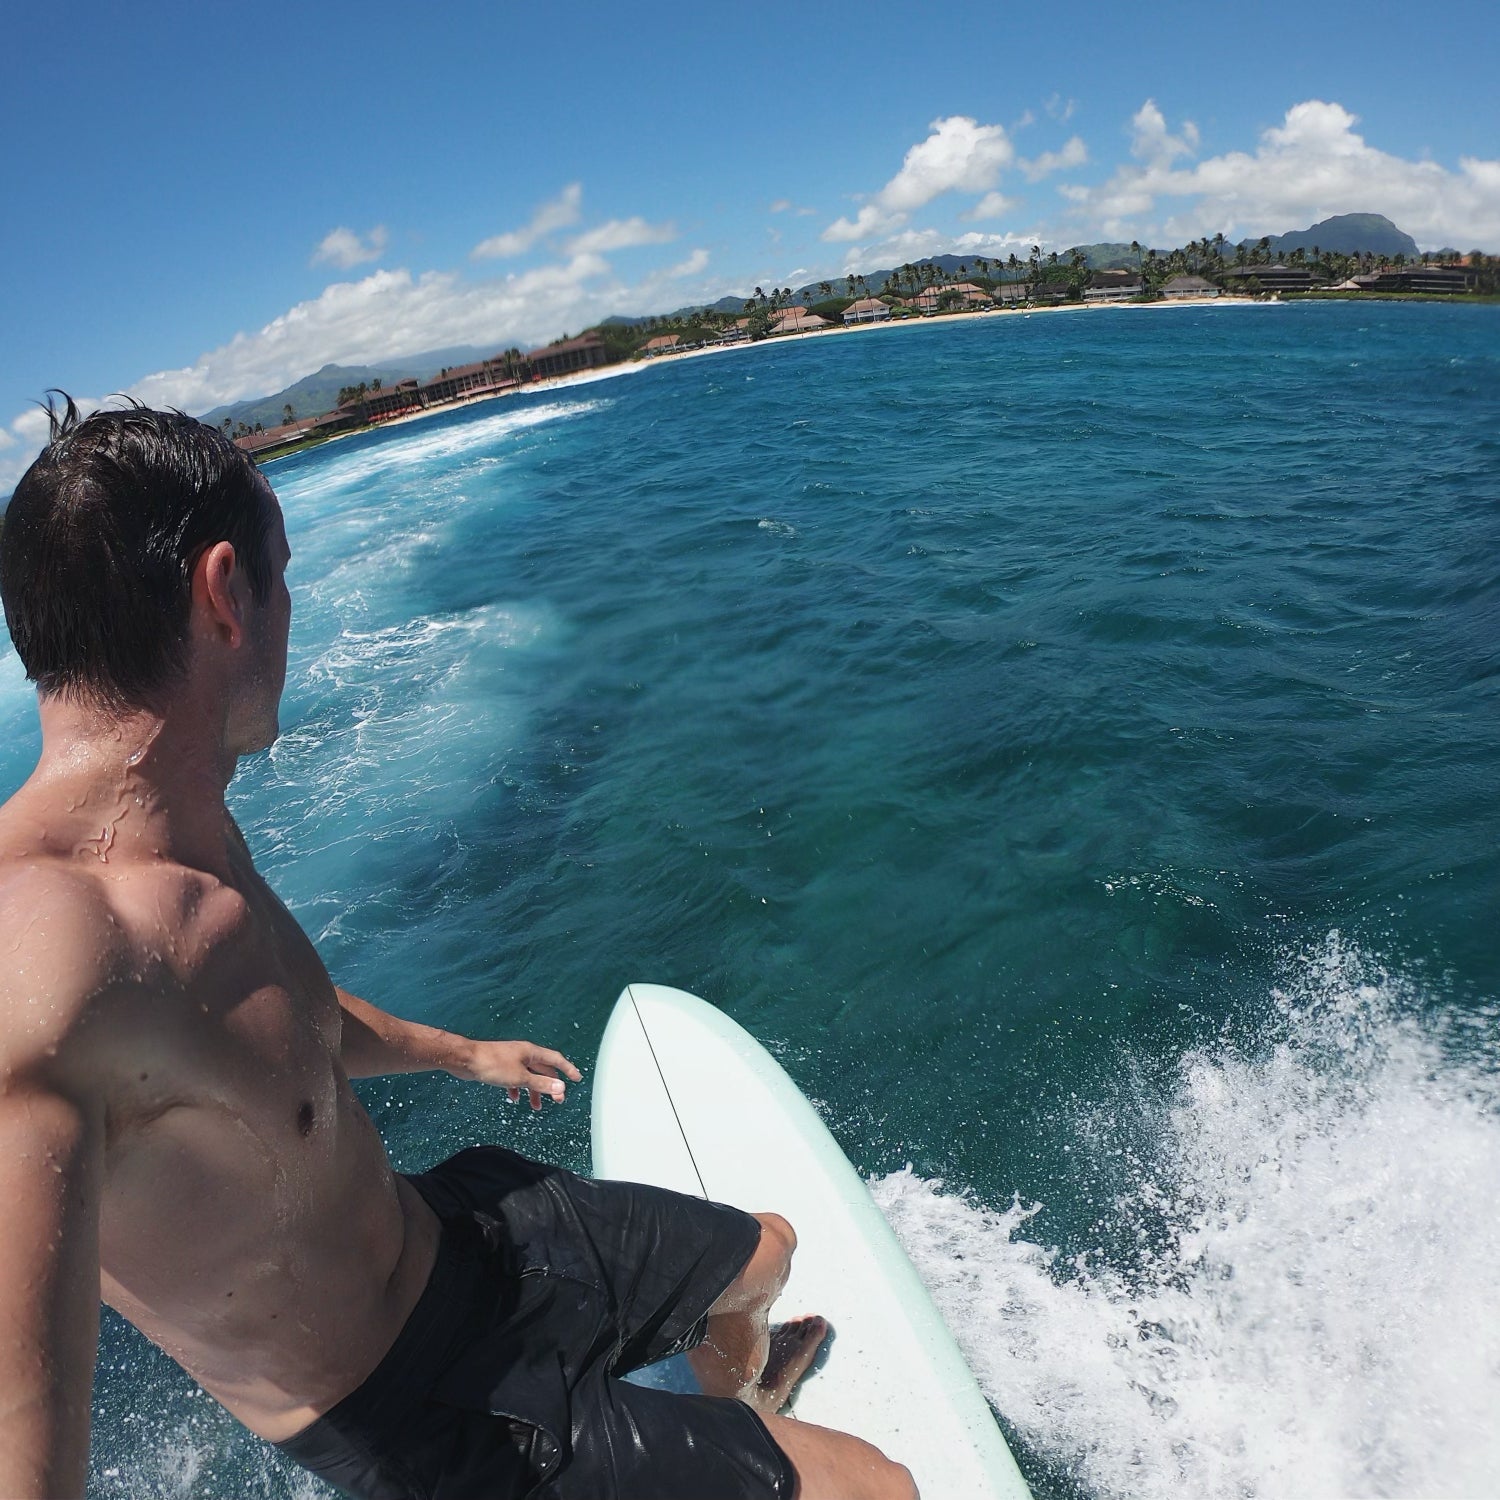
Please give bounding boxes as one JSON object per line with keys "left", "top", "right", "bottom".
{"left": 200, "top": 364, "right": 420, "bottom": 430}
{"left": 1244, "top": 213, "right": 1419, "bottom": 259}
{"left": 198, "top": 344, "right": 510, "bottom": 430}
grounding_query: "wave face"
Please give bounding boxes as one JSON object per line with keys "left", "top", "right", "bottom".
{"left": 1, "top": 304, "right": 1498, "bottom": 1497}
{"left": 878, "top": 936, "right": 1500, "bottom": 1499}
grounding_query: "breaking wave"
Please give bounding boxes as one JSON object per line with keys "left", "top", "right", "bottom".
{"left": 878, "top": 935, "right": 1500, "bottom": 1499}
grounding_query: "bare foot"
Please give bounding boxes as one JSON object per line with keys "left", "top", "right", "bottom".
{"left": 751, "top": 1316, "right": 830, "bottom": 1413}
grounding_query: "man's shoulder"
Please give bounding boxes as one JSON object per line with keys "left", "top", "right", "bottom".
{"left": 0, "top": 856, "right": 133, "bottom": 1071}
{"left": 0, "top": 845, "right": 122, "bottom": 922}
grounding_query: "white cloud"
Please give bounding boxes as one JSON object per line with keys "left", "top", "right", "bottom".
{"left": 312, "top": 226, "right": 389, "bottom": 270}
{"left": 471, "top": 183, "right": 583, "bottom": 259}
{"left": 665, "top": 248, "right": 710, "bottom": 278}
{"left": 824, "top": 115, "right": 1014, "bottom": 241}
{"left": 1065, "top": 99, "right": 1500, "bottom": 249}
{"left": 1130, "top": 100, "right": 1199, "bottom": 168}
{"left": 0, "top": 223, "right": 721, "bottom": 485}
{"left": 2, "top": 254, "right": 618, "bottom": 446}
{"left": 963, "top": 192, "right": 1018, "bottom": 222}
{"left": 824, "top": 203, "right": 895, "bottom": 243}
{"left": 839, "top": 225, "right": 1040, "bottom": 275}
{"left": 1, "top": 203, "right": 690, "bottom": 474}
{"left": 567, "top": 216, "right": 676, "bottom": 255}
{"left": 1020, "top": 135, "right": 1088, "bottom": 182}
{"left": 1046, "top": 94, "right": 1077, "bottom": 123}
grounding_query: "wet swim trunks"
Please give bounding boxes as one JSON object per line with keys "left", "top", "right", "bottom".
{"left": 276, "top": 1145, "right": 795, "bottom": 1499}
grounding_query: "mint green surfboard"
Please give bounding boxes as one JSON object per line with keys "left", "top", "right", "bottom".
{"left": 591, "top": 983, "right": 1031, "bottom": 1498}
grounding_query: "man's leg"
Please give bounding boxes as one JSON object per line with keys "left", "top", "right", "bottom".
{"left": 686, "top": 1213, "right": 919, "bottom": 1500}
{"left": 687, "top": 1212, "right": 826, "bottom": 1403}
{"left": 759, "top": 1415, "right": 919, "bottom": 1500}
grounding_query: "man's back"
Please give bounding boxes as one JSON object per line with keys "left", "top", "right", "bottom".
{"left": 0, "top": 753, "right": 440, "bottom": 1444}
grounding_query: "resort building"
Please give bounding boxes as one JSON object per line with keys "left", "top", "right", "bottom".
{"left": 361, "top": 380, "right": 426, "bottom": 422}
{"left": 1219, "top": 264, "right": 1322, "bottom": 293}
{"left": 420, "top": 356, "right": 522, "bottom": 405}
{"left": 232, "top": 418, "right": 318, "bottom": 456}
{"left": 1160, "top": 275, "right": 1220, "bottom": 299}
{"left": 526, "top": 333, "right": 609, "bottom": 381}
{"left": 1358, "top": 264, "right": 1474, "bottom": 294}
{"left": 771, "top": 308, "right": 831, "bottom": 333}
{"left": 232, "top": 407, "right": 358, "bottom": 457}
{"left": 640, "top": 334, "right": 681, "bottom": 356}
{"left": 842, "top": 297, "right": 891, "bottom": 324}
{"left": 912, "top": 283, "right": 991, "bottom": 312}
{"left": 1083, "top": 271, "right": 1143, "bottom": 302}
{"left": 993, "top": 282, "right": 1032, "bottom": 304}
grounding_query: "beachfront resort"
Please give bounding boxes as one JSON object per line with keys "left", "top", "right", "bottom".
{"left": 229, "top": 249, "right": 1493, "bottom": 464}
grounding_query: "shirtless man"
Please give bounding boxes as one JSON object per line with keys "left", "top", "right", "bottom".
{"left": 0, "top": 401, "right": 916, "bottom": 1499}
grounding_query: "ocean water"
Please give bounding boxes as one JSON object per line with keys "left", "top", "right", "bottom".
{"left": 3, "top": 299, "right": 1499, "bottom": 1497}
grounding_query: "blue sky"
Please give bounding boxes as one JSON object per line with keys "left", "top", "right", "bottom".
{"left": 2, "top": 0, "right": 1497, "bottom": 491}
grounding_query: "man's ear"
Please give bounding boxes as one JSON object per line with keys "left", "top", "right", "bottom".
{"left": 191, "top": 541, "right": 248, "bottom": 648}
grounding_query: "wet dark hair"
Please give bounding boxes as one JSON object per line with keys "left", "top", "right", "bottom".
{"left": 0, "top": 395, "right": 274, "bottom": 709}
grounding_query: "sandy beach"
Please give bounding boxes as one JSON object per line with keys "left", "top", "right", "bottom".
{"left": 269, "top": 293, "right": 1257, "bottom": 461}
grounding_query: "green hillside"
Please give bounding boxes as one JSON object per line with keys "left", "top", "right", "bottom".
{"left": 1252, "top": 213, "right": 1419, "bottom": 259}
{"left": 200, "top": 364, "right": 419, "bottom": 431}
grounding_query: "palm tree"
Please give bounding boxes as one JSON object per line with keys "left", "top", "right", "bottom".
{"left": 282, "top": 404, "right": 296, "bottom": 427}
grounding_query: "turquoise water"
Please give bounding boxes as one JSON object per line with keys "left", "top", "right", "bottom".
{"left": 3, "top": 300, "right": 1499, "bottom": 1497}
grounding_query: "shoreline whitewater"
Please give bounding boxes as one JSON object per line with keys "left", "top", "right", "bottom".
{"left": 259, "top": 293, "right": 1256, "bottom": 465}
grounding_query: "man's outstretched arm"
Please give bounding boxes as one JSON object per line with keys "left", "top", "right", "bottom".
{"left": 0, "top": 878, "right": 112, "bottom": 1499}
{"left": 0, "top": 1071, "right": 104, "bottom": 1500}
{"left": 335, "top": 989, "right": 582, "bottom": 1108}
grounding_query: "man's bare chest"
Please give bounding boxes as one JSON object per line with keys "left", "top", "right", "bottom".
{"left": 97, "top": 858, "right": 345, "bottom": 1161}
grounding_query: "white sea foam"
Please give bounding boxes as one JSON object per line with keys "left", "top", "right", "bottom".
{"left": 246, "top": 601, "right": 545, "bottom": 889}
{"left": 877, "top": 935, "right": 1500, "bottom": 1499}
{"left": 92, "top": 1416, "right": 329, "bottom": 1499}
{"left": 278, "top": 398, "right": 607, "bottom": 507}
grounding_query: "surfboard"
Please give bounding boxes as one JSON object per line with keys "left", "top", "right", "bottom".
{"left": 591, "top": 983, "right": 1031, "bottom": 1498}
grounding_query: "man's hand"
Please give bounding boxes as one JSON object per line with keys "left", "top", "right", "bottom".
{"left": 336, "top": 989, "right": 583, "bottom": 1105}
{"left": 451, "top": 1041, "right": 584, "bottom": 1110}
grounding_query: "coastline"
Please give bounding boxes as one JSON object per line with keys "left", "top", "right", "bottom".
{"left": 259, "top": 294, "right": 1254, "bottom": 466}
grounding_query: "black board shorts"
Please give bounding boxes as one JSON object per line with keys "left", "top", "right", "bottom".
{"left": 276, "top": 1145, "right": 795, "bottom": 1499}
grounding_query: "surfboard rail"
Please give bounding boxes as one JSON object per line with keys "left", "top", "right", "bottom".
{"left": 592, "top": 983, "right": 1031, "bottom": 1499}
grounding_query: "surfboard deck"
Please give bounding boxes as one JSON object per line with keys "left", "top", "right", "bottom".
{"left": 591, "top": 983, "right": 1031, "bottom": 1498}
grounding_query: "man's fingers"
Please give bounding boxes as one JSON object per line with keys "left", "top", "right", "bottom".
{"left": 528, "top": 1070, "right": 567, "bottom": 1102}
{"left": 527, "top": 1046, "right": 583, "bottom": 1083}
